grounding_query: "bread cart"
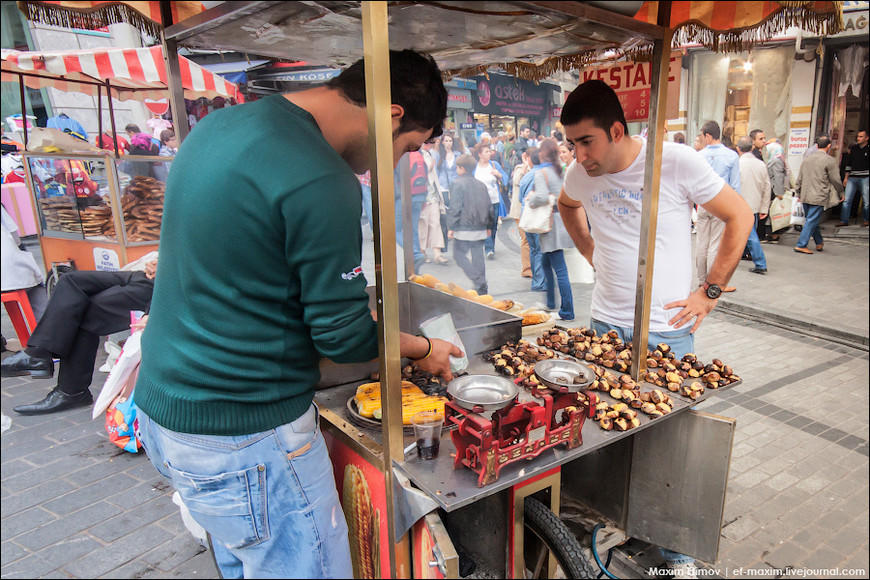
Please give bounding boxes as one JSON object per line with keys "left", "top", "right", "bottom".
{"left": 157, "top": 1, "right": 843, "bottom": 577}
{"left": 1, "top": 45, "right": 243, "bottom": 280}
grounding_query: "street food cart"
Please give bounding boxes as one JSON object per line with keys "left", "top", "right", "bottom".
{"left": 0, "top": 45, "right": 243, "bottom": 278}
{"left": 153, "top": 1, "right": 842, "bottom": 578}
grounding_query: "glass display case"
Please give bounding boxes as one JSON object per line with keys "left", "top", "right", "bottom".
{"left": 22, "top": 152, "right": 171, "bottom": 271}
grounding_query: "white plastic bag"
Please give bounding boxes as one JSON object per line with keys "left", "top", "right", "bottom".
{"left": 790, "top": 196, "right": 806, "bottom": 226}
{"left": 418, "top": 313, "right": 468, "bottom": 374}
{"left": 93, "top": 330, "right": 142, "bottom": 419}
{"left": 769, "top": 192, "right": 792, "bottom": 233}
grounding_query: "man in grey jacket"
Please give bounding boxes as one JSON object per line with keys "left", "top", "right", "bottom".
{"left": 794, "top": 136, "right": 845, "bottom": 254}
{"left": 736, "top": 137, "right": 769, "bottom": 273}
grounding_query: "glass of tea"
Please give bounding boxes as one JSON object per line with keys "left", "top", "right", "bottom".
{"left": 411, "top": 411, "right": 443, "bottom": 460}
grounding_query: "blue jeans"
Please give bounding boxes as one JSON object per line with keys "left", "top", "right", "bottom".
{"left": 744, "top": 215, "right": 767, "bottom": 269}
{"left": 395, "top": 194, "right": 426, "bottom": 264}
{"left": 485, "top": 203, "right": 500, "bottom": 254}
{"left": 525, "top": 232, "right": 545, "bottom": 291}
{"left": 136, "top": 405, "right": 353, "bottom": 579}
{"left": 841, "top": 176, "right": 869, "bottom": 223}
{"left": 542, "top": 250, "right": 574, "bottom": 320}
{"left": 590, "top": 319, "right": 694, "bottom": 360}
{"left": 360, "top": 183, "right": 373, "bottom": 234}
{"left": 796, "top": 204, "right": 825, "bottom": 248}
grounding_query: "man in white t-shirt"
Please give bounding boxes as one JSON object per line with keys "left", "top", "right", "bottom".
{"left": 557, "top": 79, "right": 753, "bottom": 579}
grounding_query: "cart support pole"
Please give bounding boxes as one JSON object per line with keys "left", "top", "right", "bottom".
{"left": 362, "top": 2, "right": 410, "bottom": 577}
{"left": 97, "top": 85, "right": 103, "bottom": 149}
{"left": 106, "top": 80, "right": 119, "bottom": 158}
{"left": 630, "top": 1, "right": 673, "bottom": 381}
{"left": 160, "top": 2, "right": 190, "bottom": 144}
{"left": 18, "top": 75, "right": 28, "bottom": 150}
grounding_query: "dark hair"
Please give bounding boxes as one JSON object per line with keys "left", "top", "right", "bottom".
{"left": 561, "top": 80, "right": 628, "bottom": 140}
{"left": 326, "top": 50, "right": 447, "bottom": 138}
{"left": 125, "top": 124, "right": 141, "bottom": 134}
{"left": 749, "top": 129, "right": 764, "bottom": 141}
{"left": 736, "top": 136, "right": 753, "bottom": 153}
{"left": 456, "top": 154, "right": 476, "bottom": 173}
{"left": 520, "top": 125, "right": 529, "bottom": 134}
{"left": 673, "top": 132, "right": 686, "bottom": 144}
{"left": 538, "top": 138, "right": 563, "bottom": 178}
{"left": 437, "top": 133, "right": 464, "bottom": 170}
{"left": 527, "top": 146, "right": 541, "bottom": 166}
{"left": 159, "top": 129, "right": 175, "bottom": 145}
{"left": 816, "top": 135, "right": 831, "bottom": 148}
{"left": 553, "top": 130, "right": 563, "bottom": 141}
{"left": 701, "top": 120, "right": 721, "bottom": 140}
{"left": 472, "top": 142, "right": 491, "bottom": 162}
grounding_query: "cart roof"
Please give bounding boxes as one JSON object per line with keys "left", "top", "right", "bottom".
{"left": 164, "top": 1, "right": 663, "bottom": 82}
{"left": 1, "top": 45, "right": 244, "bottom": 103}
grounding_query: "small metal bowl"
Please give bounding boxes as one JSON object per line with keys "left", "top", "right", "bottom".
{"left": 534, "top": 359, "right": 593, "bottom": 392}
{"left": 448, "top": 374, "right": 518, "bottom": 413}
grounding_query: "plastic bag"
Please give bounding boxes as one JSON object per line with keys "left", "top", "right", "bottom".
{"left": 790, "top": 196, "right": 806, "bottom": 226}
{"left": 769, "top": 192, "right": 792, "bottom": 233}
{"left": 418, "top": 313, "right": 468, "bottom": 373}
{"left": 93, "top": 330, "right": 142, "bottom": 419}
{"left": 105, "top": 379, "right": 141, "bottom": 453}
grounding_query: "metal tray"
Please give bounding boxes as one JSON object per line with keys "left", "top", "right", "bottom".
{"left": 448, "top": 374, "right": 518, "bottom": 412}
{"left": 534, "top": 359, "right": 594, "bottom": 392}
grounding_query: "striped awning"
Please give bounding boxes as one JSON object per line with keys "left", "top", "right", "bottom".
{"left": 1, "top": 45, "right": 244, "bottom": 103}
{"left": 634, "top": 1, "right": 844, "bottom": 51}
{"left": 16, "top": 1, "right": 205, "bottom": 37}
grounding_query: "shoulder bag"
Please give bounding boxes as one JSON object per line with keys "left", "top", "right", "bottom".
{"left": 519, "top": 169, "right": 554, "bottom": 234}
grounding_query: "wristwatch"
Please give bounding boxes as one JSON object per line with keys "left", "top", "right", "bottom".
{"left": 702, "top": 281, "right": 722, "bottom": 299}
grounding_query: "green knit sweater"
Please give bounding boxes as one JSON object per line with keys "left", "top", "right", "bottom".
{"left": 136, "top": 95, "right": 379, "bottom": 436}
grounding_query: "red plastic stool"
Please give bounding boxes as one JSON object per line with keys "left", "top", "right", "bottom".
{"left": 1, "top": 290, "right": 37, "bottom": 346}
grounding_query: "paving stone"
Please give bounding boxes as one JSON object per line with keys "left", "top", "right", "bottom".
{"left": 0, "top": 553, "right": 60, "bottom": 579}
{"left": 822, "top": 519, "right": 870, "bottom": 558}
{"left": 0, "top": 541, "right": 29, "bottom": 567}
{"left": 13, "top": 502, "right": 122, "bottom": 552}
{"left": 764, "top": 542, "right": 806, "bottom": 571}
{"left": 0, "top": 507, "right": 56, "bottom": 542}
{"left": 765, "top": 472, "right": 800, "bottom": 492}
{"left": 799, "top": 545, "right": 850, "bottom": 569}
{"left": 722, "top": 514, "right": 762, "bottom": 542}
{"left": 1, "top": 480, "right": 76, "bottom": 518}
{"left": 88, "top": 497, "right": 178, "bottom": 543}
{"left": 32, "top": 534, "right": 102, "bottom": 570}
{"left": 63, "top": 523, "right": 174, "bottom": 578}
{"left": 140, "top": 535, "right": 208, "bottom": 572}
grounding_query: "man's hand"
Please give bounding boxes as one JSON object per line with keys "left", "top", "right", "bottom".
{"left": 131, "top": 314, "right": 149, "bottom": 332}
{"left": 448, "top": 230, "right": 455, "bottom": 239}
{"left": 664, "top": 287, "right": 718, "bottom": 333}
{"left": 415, "top": 338, "right": 463, "bottom": 382}
{"left": 144, "top": 259, "right": 158, "bottom": 280}
{"left": 759, "top": 213, "right": 767, "bottom": 220}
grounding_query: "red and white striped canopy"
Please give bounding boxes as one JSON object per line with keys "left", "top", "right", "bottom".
{"left": 1, "top": 45, "right": 244, "bottom": 103}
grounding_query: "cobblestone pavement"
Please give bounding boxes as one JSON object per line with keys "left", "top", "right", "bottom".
{"left": 2, "top": 218, "right": 867, "bottom": 578}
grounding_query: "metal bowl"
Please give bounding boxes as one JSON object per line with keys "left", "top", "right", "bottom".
{"left": 448, "top": 374, "right": 518, "bottom": 413}
{"left": 534, "top": 359, "right": 593, "bottom": 392}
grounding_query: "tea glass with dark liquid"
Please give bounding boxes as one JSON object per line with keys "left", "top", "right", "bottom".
{"left": 411, "top": 411, "right": 443, "bottom": 460}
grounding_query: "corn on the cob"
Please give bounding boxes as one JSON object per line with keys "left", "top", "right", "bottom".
{"left": 354, "top": 381, "right": 448, "bottom": 425}
{"left": 343, "top": 465, "right": 379, "bottom": 578}
{"left": 522, "top": 311, "right": 551, "bottom": 326}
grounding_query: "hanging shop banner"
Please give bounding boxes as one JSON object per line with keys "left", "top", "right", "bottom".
{"left": 575, "top": 53, "right": 682, "bottom": 122}
{"left": 448, "top": 88, "right": 473, "bottom": 110}
{"left": 471, "top": 75, "right": 555, "bottom": 118}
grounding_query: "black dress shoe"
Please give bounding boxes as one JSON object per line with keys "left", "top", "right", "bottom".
{"left": 749, "top": 267, "right": 768, "bottom": 274}
{"left": 1, "top": 350, "right": 54, "bottom": 379}
{"left": 13, "top": 387, "right": 93, "bottom": 415}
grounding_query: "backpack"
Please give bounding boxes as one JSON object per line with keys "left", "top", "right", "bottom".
{"left": 408, "top": 151, "right": 428, "bottom": 195}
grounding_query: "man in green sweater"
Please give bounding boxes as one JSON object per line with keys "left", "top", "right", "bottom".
{"left": 134, "top": 50, "right": 460, "bottom": 579}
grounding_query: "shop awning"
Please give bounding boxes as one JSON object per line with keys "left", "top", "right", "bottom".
{"left": 634, "top": 1, "right": 844, "bottom": 51}
{"left": 16, "top": 1, "right": 206, "bottom": 38}
{"left": 1, "top": 45, "right": 244, "bottom": 103}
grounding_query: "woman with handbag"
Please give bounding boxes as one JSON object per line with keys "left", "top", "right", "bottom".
{"left": 524, "top": 138, "right": 575, "bottom": 320}
{"left": 436, "top": 134, "right": 464, "bottom": 249}
{"left": 765, "top": 140, "right": 791, "bottom": 242}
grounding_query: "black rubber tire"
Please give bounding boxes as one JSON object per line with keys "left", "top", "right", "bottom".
{"left": 523, "top": 496, "right": 596, "bottom": 579}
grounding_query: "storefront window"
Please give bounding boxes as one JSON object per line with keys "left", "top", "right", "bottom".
{"left": 825, "top": 45, "right": 869, "bottom": 161}
{"left": 490, "top": 115, "right": 515, "bottom": 135}
{"left": 688, "top": 46, "right": 793, "bottom": 148}
{"left": 473, "top": 113, "right": 491, "bottom": 133}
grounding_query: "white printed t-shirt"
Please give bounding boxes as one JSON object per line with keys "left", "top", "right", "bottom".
{"left": 562, "top": 138, "right": 725, "bottom": 331}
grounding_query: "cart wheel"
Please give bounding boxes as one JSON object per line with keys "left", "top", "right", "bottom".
{"left": 45, "top": 264, "right": 75, "bottom": 299}
{"left": 523, "top": 496, "right": 595, "bottom": 579}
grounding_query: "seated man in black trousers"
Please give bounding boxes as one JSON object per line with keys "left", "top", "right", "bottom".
{"left": 2, "top": 254, "right": 157, "bottom": 415}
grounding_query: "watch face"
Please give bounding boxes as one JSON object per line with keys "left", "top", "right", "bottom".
{"left": 706, "top": 284, "right": 722, "bottom": 299}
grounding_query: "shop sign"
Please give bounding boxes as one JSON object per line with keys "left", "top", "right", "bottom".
{"left": 834, "top": 3, "right": 868, "bottom": 37}
{"left": 93, "top": 248, "right": 120, "bottom": 272}
{"left": 551, "top": 107, "right": 562, "bottom": 118}
{"left": 448, "top": 88, "right": 473, "bottom": 110}
{"left": 471, "top": 75, "right": 555, "bottom": 118}
{"left": 574, "top": 53, "right": 681, "bottom": 122}
{"left": 264, "top": 68, "right": 340, "bottom": 82}
{"left": 445, "top": 78, "right": 477, "bottom": 90}
{"left": 788, "top": 127, "right": 811, "bottom": 157}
